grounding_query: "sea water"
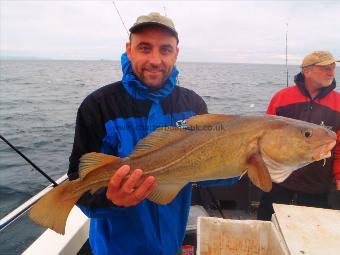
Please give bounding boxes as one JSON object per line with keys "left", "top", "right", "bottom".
{"left": 0, "top": 60, "right": 339, "bottom": 254}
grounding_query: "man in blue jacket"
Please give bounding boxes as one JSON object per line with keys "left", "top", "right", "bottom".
{"left": 68, "top": 12, "right": 238, "bottom": 255}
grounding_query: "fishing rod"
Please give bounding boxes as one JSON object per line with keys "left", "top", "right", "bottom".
{"left": 0, "top": 135, "right": 58, "bottom": 187}
{"left": 163, "top": 5, "right": 167, "bottom": 17}
{"left": 112, "top": 1, "right": 129, "bottom": 37}
{"left": 285, "top": 22, "right": 289, "bottom": 87}
{"left": 1, "top": 3, "right": 128, "bottom": 189}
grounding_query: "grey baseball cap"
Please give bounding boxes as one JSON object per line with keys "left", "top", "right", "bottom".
{"left": 129, "top": 12, "right": 178, "bottom": 42}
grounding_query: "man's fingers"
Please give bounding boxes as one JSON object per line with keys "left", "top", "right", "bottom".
{"left": 143, "top": 179, "right": 158, "bottom": 199}
{"left": 133, "top": 176, "right": 157, "bottom": 201}
{"left": 106, "top": 166, "right": 157, "bottom": 207}
{"left": 122, "top": 169, "right": 143, "bottom": 194}
{"left": 107, "top": 165, "right": 130, "bottom": 193}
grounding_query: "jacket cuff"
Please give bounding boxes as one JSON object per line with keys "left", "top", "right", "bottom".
{"left": 77, "top": 203, "right": 128, "bottom": 219}
{"left": 76, "top": 188, "right": 128, "bottom": 218}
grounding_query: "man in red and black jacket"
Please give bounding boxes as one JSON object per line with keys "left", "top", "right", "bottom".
{"left": 257, "top": 51, "right": 340, "bottom": 220}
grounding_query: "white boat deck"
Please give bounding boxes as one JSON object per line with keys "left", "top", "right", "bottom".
{"left": 23, "top": 207, "right": 89, "bottom": 255}
{"left": 272, "top": 203, "right": 340, "bottom": 255}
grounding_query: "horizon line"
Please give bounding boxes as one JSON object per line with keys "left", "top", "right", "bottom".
{"left": 0, "top": 56, "right": 302, "bottom": 66}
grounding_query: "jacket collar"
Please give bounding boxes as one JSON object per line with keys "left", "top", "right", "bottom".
{"left": 294, "top": 72, "right": 336, "bottom": 100}
{"left": 120, "top": 52, "right": 178, "bottom": 103}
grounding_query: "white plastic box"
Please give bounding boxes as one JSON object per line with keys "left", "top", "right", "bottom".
{"left": 197, "top": 217, "right": 289, "bottom": 255}
{"left": 197, "top": 204, "right": 340, "bottom": 255}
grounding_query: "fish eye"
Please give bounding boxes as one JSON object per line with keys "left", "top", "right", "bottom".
{"left": 302, "top": 129, "right": 312, "bottom": 138}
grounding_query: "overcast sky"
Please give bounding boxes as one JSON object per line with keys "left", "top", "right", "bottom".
{"left": 1, "top": 1, "right": 339, "bottom": 64}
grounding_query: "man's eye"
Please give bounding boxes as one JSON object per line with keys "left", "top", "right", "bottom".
{"left": 161, "top": 48, "right": 172, "bottom": 54}
{"left": 139, "top": 46, "right": 150, "bottom": 52}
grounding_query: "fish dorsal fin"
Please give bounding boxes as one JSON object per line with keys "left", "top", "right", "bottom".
{"left": 79, "top": 152, "right": 119, "bottom": 180}
{"left": 130, "top": 127, "right": 189, "bottom": 159}
{"left": 186, "top": 114, "right": 235, "bottom": 128}
{"left": 246, "top": 140, "right": 272, "bottom": 192}
{"left": 147, "top": 181, "right": 187, "bottom": 205}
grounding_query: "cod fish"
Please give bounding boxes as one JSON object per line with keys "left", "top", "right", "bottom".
{"left": 29, "top": 114, "right": 337, "bottom": 234}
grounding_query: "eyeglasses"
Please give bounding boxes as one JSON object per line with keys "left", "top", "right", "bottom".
{"left": 313, "top": 63, "right": 336, "bottom": 72}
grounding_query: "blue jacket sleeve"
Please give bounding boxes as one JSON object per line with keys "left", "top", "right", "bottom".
{"left": 68, "top": 99, "right": 122, "bottom": 218}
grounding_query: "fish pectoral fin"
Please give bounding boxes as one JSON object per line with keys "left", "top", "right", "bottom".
{"left": 147, "top": 182, "right": 187, "bottom": 205}
{"left": 79, "top": 152, "right": 120, "bottom": 180}
{"left": 186, "top": 114, "right": 236, "bottom": 128}
{"left": 247, "top": 153, "right": 272, "bottom": 192}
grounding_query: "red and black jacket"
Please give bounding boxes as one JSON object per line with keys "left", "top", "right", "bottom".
{"left": 267, "top": 72, "right": 340, "bottom": 193}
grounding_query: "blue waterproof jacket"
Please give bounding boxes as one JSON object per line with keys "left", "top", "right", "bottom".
{"left": 68, "top": 53, "right": 239, "bottom": 255}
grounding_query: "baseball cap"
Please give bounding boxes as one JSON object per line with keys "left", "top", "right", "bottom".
{"left": 129, "top": 12, "right": 178, "bottom": 42}
{"left": 301, "top": 51, "right": 339, "bottom": 67}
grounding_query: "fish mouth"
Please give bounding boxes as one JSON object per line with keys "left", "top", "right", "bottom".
{"left": 312, "top": 141, "right": 336, "bottom": 161}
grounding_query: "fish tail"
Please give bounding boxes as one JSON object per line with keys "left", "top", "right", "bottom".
{"left": 28, "top": 180, "right": 81, "bottom": 235}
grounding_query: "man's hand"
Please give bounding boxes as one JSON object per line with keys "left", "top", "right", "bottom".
{"left": 106, "top": 165, "right": 157, "bottom": 207}
{"left": 336, "top": 180, "right": 340, "bottom": 191}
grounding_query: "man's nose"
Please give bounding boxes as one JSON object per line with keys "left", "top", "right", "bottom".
{"left": 324, "top": 65, "right": 336, "bottom": 74}
{"left": 149, "top": 51, "right": 162, "bottom": 66}
{"left": 326, "top": 68, "right": 335, "bottom": 77}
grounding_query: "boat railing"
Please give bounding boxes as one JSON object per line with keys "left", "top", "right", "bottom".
{"left": 0, "top": 174, "right": 68, "bottom": 232}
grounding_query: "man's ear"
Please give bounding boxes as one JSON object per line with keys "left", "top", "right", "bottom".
{"left": 302, "top": 66, "right": 312, "bottom": 78}
{"left": 126, "top": 42, "right": 132, "bottom": 60}
{"left": 175, "top": 47, "right": 179, "bottom": 61}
